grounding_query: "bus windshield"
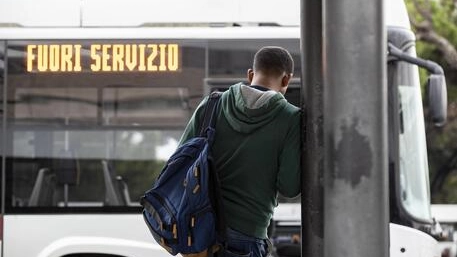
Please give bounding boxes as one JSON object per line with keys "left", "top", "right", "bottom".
{"left": 397, "top": 49, "right": 432, "bottom": 222}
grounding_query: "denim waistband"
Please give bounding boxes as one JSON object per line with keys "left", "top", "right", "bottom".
{"left": 223, "top": 227, "right": 272, "bottom": 257}
{"left": 226, "top": 227, "right": 266, "bottom": 243}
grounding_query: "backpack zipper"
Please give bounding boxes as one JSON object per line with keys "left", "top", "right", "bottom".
{"left": 150, "top": 191, "right": 178, "bottom": 239}
{"left": 192, "top": 165, "right": 201, "bottom": 194}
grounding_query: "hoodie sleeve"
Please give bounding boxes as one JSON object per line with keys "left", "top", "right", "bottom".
{"left": 178, "top": 96, "right": 208, "bottom": 146}
{"left": 276, "top": 110, "right": 301, "bottom": 198}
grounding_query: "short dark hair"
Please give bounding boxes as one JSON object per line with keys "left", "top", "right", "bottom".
{"left": 253, "top": 46, "right": 294, "bottom": 76}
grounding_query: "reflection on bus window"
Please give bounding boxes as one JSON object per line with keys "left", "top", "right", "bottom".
{"left": 209, "top": 40, "right": 301, "bottom": 78}
{"left": 12, "top": 129, "right": 182, "bottom": 208}
{"left": 12, "top": 87, "right": 190, "bottom": 127}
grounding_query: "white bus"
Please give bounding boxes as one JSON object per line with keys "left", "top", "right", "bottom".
{"left": 0, "top": 26, "right": 304, "bottom": 257}
{"left": 0, "top": 0, "right": 448, "bottom": 256}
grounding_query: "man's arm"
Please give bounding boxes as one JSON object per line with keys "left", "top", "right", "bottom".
{"left": 276, "top": 111, "right": 301, "bottom": 198}
{"left": 178, "top": 96, "right": 209, "bottom": 146}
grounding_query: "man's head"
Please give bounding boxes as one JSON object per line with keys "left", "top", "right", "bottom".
{"left": 247, "top": 46, "right": 294, "bottom": 94}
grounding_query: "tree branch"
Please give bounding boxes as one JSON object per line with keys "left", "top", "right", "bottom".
{"left": 413, "top": 20, "right": 432, "bottom": 32}
{"left": 409, "top": 0, "right": 457, "bottom": 71}
{"left": 417, "top": 29, "right": 457, "bottom": 70}
{"left": 412, "top": 0, "right": 433, "bottom": 22}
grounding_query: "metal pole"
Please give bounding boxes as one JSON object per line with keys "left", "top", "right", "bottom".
{"left": 300, "top": 0, "right": 323, "bottom": 257}
{"left": 322, "top": 0, "right": 388, "bottom": 256}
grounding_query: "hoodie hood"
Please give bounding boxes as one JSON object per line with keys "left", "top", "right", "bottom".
{"left": 221, "top": 83, "right": 288, "bottom": 133}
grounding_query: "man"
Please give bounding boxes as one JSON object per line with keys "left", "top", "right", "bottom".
{"left": 179, "top": 46, "right": 301, "bottom": 257}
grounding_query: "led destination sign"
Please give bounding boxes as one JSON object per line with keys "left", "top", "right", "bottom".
{"left": 26, "top": 43, "right": 179, "bottom": 72}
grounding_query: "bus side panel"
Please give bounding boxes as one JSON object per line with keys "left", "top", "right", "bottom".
{"left": 4, "top": 214, "right": 170, "bottom": 257}
{"left": 390, "top": 223, "right": 440, "bottom": 257}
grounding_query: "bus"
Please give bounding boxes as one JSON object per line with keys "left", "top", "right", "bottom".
{"left": 0, "top": 0, "right": 448, "bottom": 256}
{"left": 0, "top": 26, "right": 304, "bottom": 257}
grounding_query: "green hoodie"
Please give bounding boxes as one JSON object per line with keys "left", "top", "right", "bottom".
{"left": 179, "top": 83, "right": 301, "bottom": 239}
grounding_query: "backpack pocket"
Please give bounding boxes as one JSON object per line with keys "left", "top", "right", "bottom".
{"left": 141, "top": 192, "right": 179, "bottom": 254}
{"left": 187, "top": 205, "right": 217, "bottom": 252}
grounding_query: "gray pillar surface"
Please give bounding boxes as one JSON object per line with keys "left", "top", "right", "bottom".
{"left": 323, "top": 0, "right": 388, "bottom": 256}
{"left": 300, "top": 0, "right": 324, "bottom": 257}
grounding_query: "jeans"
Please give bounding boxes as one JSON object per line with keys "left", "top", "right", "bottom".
{"left": 221, "top": 228, "right": 270, "bottom": 257}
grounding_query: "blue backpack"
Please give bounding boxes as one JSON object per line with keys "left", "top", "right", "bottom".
{"left": 140, "top": 91, "right": 225, "bottom": 256}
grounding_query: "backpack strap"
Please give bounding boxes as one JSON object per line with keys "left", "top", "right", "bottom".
{"left": 199, "top": 91, "right": 223, "bottom": 137}
{"left": 198, "top": 91, "right": 228, "bottom": 249}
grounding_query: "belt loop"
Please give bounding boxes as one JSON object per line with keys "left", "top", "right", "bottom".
{"left": 264, "top": 238, "right": 273, "bottom": 257}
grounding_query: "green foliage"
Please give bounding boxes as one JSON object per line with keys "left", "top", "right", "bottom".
{"left": 406, "top": 0, "right": 457, "bottom": 44}
{"left": 449, "top": 85, "right": 457, "bottom": 101}
{"left": 416, "top": 42, "right": 436, "bottom": 92}
{"left": 431, "top": 1, "right": 457, "bottom": 45}
{"left": 433, "top": 172, "right": 457, "bottom": 203}
{"left": 406, "top": 0, "right": 457, "bottom": 203}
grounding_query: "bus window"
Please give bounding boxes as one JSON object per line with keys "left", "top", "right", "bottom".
{"left": 5, "top": 38, "right": 302, "bottom": 213}
{"left": 208, "top": 39, "right": 301, "bottom": 79}
{"left": 11, "top": 129, "right": 186, "bottom": 207}
{"left": 5, "top": 40, "right": 206, "bottom": 212}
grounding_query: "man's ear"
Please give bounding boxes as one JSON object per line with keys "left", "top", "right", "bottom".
{"left": 281, "top": 73, "right": 293, "bottom": 88}
{"left": 247, "top": 69, "right": 254, "bottom": 83}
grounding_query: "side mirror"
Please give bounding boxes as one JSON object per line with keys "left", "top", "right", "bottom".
{"left": 387, "top": 43, "right": 448, "bottom": 127}
{"left": 428, "top": 74, "right": 448, "bottom": 127}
